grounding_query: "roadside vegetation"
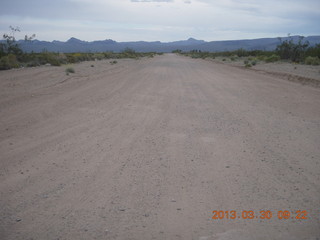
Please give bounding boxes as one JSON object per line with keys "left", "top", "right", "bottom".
{"left": 176, "top": 36, "right": 320, "bottom": 67}
{"left": 0, "top": 27, "right": 158, "bottom": 70}
{"left": 65, "top": 67, "right": 75, "bottom": 75}
{"left": 1, "top": 27, "right": 320, "bottom": 71}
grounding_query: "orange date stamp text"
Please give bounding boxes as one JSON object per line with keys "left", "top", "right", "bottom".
{"left": 212, "top": 210, "right": 308, "bottom": 220}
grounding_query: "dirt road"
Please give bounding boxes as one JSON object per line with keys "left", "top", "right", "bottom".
{"left": 1, "top": 54, "right": 320, "bottom": 240}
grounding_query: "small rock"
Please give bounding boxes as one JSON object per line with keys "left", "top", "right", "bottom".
{"left": 16, "top": 219, "right": 22, "bottom": 222}
{"left": 171, "top": 199, "right": 176, "bottom": 202}
{"left": 177, "top": 208, "right": 181, "bottom": 211}
{"left": 119, "top": 208, "right": 126, "bottom": 211}
{"left": 225, "top": 166, "right": 230, "bottom": 168}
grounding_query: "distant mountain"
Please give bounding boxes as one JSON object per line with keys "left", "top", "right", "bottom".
{"left": 169, "top": 38, "right": 206, "bottom": 46}
{"left": 16, "top": 36, "right": 320, "bottom": 53}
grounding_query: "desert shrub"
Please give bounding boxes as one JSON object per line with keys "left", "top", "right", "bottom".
{"left": 276, "top": 36, "right": 309, "bottom": 62}
{"left": 65, "top": 54, "right": 76, "bottom": 63}
{"left": 103, "top": 52, "right": 116, "bottom": 59}
{"left": 0, "top": 56, "right": 12, "bottom": 70}
{"left": 121, "top": 48, "right": 138, "bottom": 58}
{"left": 196, "top": 52, "right": 209, "bottom": 59}
{"left": 26, "top": 60, "right": 41, "bottom": 67}
{"left": 230, "top": 56, "right": 236, "bottom": 61}
{"left": 48, "top": 58, "right": 61, "bottom": 66}
{"left": 243, "top": 59, "right": 255, "bottom": 67}
{"left": 65, "top": 67, "right": 75, "bottom": 74}
{"left": 305, "top": 44, "right": 320, "bottom": 58}
{"left": 110, "top": 60, "right": 117, "bottom": 65}
{"left": 172, "top": 49, "right": 182, "bottom": 54}
{"left": 93, "top": 53, "right": 104, "bottom": 60}
{"left": 66, "top": 53, "right": 93, "bottom": 63}
{"left": 0, "top": 54, "right": 19, "bottom": 70}
{"left": 57, "top": 53, "right": 67, "bottom": 64}
{"left": 305, "top": 56, "right": 320, "bottom": 65}
{"left": 38, "top": 52, "right": 63, "bottom": 66}
{"left": 235, "top": 48, "right": 249, "bottom": 57}
{"left": 265, "top": 54, "right": 280, "bottom": 63}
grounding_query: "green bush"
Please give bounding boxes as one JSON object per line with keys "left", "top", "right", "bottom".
{"left": 38, "top": 52, "right": 65, "bottom": 66}
{"left": 230, "top": 56, "right": 236, "bottom": 61}
{"left": 172, "top": 49, "right": 182, "bottom": 54}
{"left": 265, "top": 54, "right": 280, "bottom": 63}
{"left": 276, "top": 36, "right": 309, "bottom": 62}
{"left": 65, "top": 67, "right": 75, "bottom": 74}
{"left": 305, "top": 44, "right": 320, "bottom": 58}
{"left": 0, "top": 54, "right": 19, "bottom": 70}
{"left": 93, "top": 53, "right": 104, "bottom": 60}
{"left": 26, "top": 60, "right": 41, "bottom": 67}
{"left": 121, "top": 48, "right": 138, "bottom": 58}
{"left": 305, "top": 56, "right": 320, "bottom": 65}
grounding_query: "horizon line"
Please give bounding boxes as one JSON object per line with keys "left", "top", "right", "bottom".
{"left": 11, "top": 34, "right": 320, "bottom": 43}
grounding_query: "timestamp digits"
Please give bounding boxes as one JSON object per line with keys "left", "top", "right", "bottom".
{"left": 212, "top": 210, "right": 308, "bottom": 220}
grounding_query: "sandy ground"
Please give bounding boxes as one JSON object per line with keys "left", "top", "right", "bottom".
{"left": 0, "top": 54, "right": 320, "bottom": 240}
{"left": 211, "top": 56, "right": 320, "bottom": 87}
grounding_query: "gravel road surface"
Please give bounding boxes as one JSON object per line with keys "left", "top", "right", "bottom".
{"left": 1, "top": 54, "right": 320, "bottom": 239}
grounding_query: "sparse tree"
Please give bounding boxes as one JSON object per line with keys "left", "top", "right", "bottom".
{"left": 276, "top": 35, "right": 309, "bottom": 62}
{"left": 0, "top": 26, "right": 35, "bottom": 57}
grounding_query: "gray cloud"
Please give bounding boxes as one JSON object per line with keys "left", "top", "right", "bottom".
{"left": 131, "top": 0, "right": 173, "bottom": 2}
{"left": 0, "top": 0, "right": 319, "bottom": 42}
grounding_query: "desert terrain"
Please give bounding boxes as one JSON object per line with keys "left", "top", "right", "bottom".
{"left": 0, "top": 54, "right": 320, "bottom": 240}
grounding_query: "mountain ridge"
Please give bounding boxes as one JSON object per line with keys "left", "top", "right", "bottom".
{"left": 16, "top": 35, "right": 320, "bottom": 53}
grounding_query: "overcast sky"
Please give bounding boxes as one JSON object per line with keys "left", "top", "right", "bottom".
{"left": 1, "top": 0, "right": 319, "bottom": 42}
